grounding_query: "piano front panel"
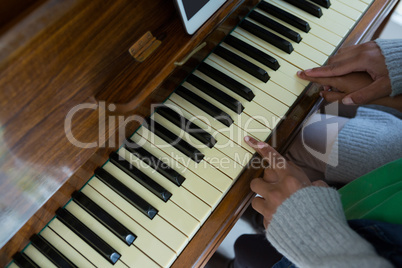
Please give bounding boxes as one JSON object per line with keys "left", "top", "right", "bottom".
{"left": 5, "top": 0, "right": 398, "bottom": 267}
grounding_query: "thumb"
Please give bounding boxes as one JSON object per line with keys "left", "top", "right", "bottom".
{"left": 342, "top": 78, "right": 392, "bottom": 105}
{"left": 320, "top": 91, "right": 346, "bottom": 103}
{"left": 312, "top": 180, "right": 329, "bottom": 187}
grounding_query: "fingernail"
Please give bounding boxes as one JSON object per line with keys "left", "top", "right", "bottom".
{"left": 257, "top": 142, "right": 266, "bottom": 149}
{"left": 296, "top": 70, "right": 303, "bottom": 76}
{"left": 244, "top": 136, "right": 250, "bottom": 142}
{"left": 304, "top": 68, "right": 312, "bottom": 74}
{"left": 319, "top": 91, "right": 323, "bottom": 97}
{"left": 342, "top": 97, "right": 355, "bottom": 105}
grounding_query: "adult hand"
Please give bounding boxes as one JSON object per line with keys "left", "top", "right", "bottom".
{"left": 245, "top": 136, "right": 328, "bottom": 229}
{"left": 297, "top": 41, "right": 391, "bottom": 105}
{"left": 298, "top": 71, "right": 373, "bottom": 103}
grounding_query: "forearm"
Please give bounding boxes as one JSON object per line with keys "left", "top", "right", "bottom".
{"left": 266, "top": 187, "right": 393, "bottom": 268}
{"left": 375, "top": 39, "right": 402, "bottom": 97}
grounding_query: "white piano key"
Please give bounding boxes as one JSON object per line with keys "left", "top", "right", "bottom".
{"left": 130, "top": 133, "right": 223, "bottom": 207}
{"left": 193, "top": 70, "right": 289, "bottom": 118}
{"left": 48, "top": 218, "right": 127, "bottom": 268}
{"left": 118, "top": 146, "right": 211, "bottom": 222}
{"left": 103, "top": 162, "right": 200, "bottom": 238}
{"left": 202, "top": 60, "right": 297, "bottom": 107}
{"left": 219, "top": 40, "right": 314, "bottom": 92}
{"left": 327, "top": 0, "right": 362, "bottom": 20}
{"left": 182, "top": 82, "right": 274, "bottom": 141}
{"left": 65, "top": 201, "right": 160, "bottom": 268}
{"left": 335, "top": 0, "right": 368, "bottom": 12}
{"left": 222, "top": 37, "right": 310, "bottom": 87}
{"left": 147, "top": 115, "right": 244, "bottom": 174}
{"left": 23, "top": 244, "right": 58, "bottom": 268}
{"left": 163, "top": 99, "right": 256, "bottom": 155}
{"left": 359, "top": 0, "right": 371, "bottom": 5}
{"left": 208, "top": 51, "right": 306, "bottom": 98}
{"left": 182, "top": 76, "right": 281, "bottom": 142}
{"left": 168, "top": 93, "right": 271, "bottom": 144}
{"left": 152, "top": 112, "right": 252, "bottom": 168}
{"left": 136, "top": 126, "right": 234, "bottom": 191}
{"left": 81, "top": 182, "right": 178, "bottom": 267}
{"left": 267, "top": 10, "right": 343, "bottom": 46}
{"left": 40, "top": 227, "right": 96, "bottom": 267}
{"left": 315, "top": 2, "right": 356, "bottom": 28}
{"left": 253, "top": 8, "right": 337, "bottom": 55}
{"left": 266, "top": 0, "right": 348, "bottom": 37}
{"left": 269, "top": 0, "right": 353, "bottom": 31}
{"left": 7, "top": 263, "right": 20, "bottom": 268}
{"left": 233, "top": 27, "right": 319, "bottom": 72}
{"left": 244, "top": 18, "right": 328, "bottom": 65}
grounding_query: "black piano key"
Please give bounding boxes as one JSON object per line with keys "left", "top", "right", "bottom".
{"left": 186, "top": 74, "right": 244, "bottom": 114}
{"left": 239, "top": 20, "right": 293, "bottom": 54}
{"left": 214, "top": 46, "right": 270, "bottom": 82}
{"left": 72, "top": 191, "right": 136, "bottom": 246}
{"left": 109, "top": 152, "right": 172, "bottom": 202}
{"left": 258, "top": 1, "right": 310, "bottom": 33}
{"left": 13, "top": 252, "right": 39, "bottom": 268}
{"left": 197, "top": 62, "right": 255, "bottom": 101}
{"left": 175, "top": 86, "right": 234, "bottom": 127}
{"left": 94, "top": 168, "right": 158, "bottom": 220}
{"left": 249, "top": 10, "right": 301, "bottom": 43}
{"left": 144, "top": 118, "right": 205, "bottom": 163}
{"left": 155, "top": 105, "right": 216, "bottom": 148}
{"left": 310, "top": 0, "right": 331, "bottom": 8}
{"left": 224, "top": 35, "right": 280, "bottom": 70}
{"left": 284, "top": 0, "right": 322, "bottom": 18}
{"left": 124, "top": 139, "right": 186, "bottom": 186}
{"left": 30, "top": 234, "right": 77, "bottom": 268}
{"left": 55, "top": 208, "right": 121, "bottom": 265}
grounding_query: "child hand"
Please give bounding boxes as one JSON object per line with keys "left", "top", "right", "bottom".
{"left": 244, "top": 136, "right": 328, "bottom": 229}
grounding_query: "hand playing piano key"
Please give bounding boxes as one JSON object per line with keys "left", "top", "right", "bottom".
{"left": 297, "top": 71, "right": 373, "bottom": 102}
{"left": 244, "top": 136, "right": 328, "bottom": 229}
{"left": 297, "top": 41, "right": 392, "bottom": 106}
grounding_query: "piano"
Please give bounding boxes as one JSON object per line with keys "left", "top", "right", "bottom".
{"left": 0, "top": 0, "right": 398, "bottom": 267}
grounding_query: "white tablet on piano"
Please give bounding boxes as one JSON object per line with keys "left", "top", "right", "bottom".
{"left": 174, "top": 0, "right": 227, "bottom": 35}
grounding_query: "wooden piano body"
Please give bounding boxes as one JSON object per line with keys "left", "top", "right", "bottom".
{"left": 0, "top": 0, "right": 398, "bottom": 267}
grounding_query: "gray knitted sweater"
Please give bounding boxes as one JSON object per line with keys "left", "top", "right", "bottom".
{"left": 266, "top": 39, "right": 402, "bottom": 267}
{"left": 326, "top": 39, "right": 402, "bottom": 183}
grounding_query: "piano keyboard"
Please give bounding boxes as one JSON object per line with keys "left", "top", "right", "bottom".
{"left": 10, "top": 0, "right": 374, "bottom": 267}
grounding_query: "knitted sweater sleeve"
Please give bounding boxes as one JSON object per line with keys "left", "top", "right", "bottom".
{"left": 265, "top": 186, "right": 393, "bottom": 268}
{"left": 375, "top": 39, "right": 402, "bottom": 97}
